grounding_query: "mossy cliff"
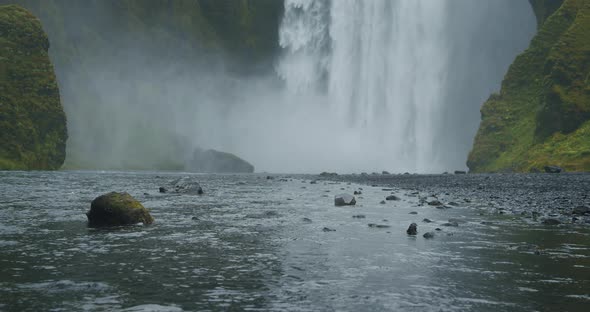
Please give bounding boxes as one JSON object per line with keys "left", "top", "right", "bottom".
{"left": 0, "top": 0, "right": 283, "bottom": 170}
{"left": 0, "top": 5, "right": 67, "bottom": 170}
{"left": 468, "top": 0, "right": 590, "bottom": 172}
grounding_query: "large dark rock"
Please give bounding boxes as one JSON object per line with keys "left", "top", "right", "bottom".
{"left": 334, "top": 194, "right": 356, "bottom": 206}
{"left": 87, "top": 192, "right": 154, "bottom": 227}
{"left": 162, "top": 176, "right": 203, "bottom": 195}
{"left": 187, "top": 148, "right": 254, "bottom": 173}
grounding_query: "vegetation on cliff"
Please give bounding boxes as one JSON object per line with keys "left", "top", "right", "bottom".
{"left": 468, "top": 0, "right": 590, "bottom": 172}
{"left": 0, "top": 4, "right": 67, "bottom": 170}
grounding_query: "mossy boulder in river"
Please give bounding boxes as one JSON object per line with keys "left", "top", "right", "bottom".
{"left": 0, "top": 5, "right": 67, "bottom": 170}
{"left": 87, "top": 192, "right": 154, "bottom": 227}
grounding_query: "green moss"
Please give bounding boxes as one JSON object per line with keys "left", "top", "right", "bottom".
{"left": 0, "top": 4, "right": 67, "bottom": 170}
{"left": 468, "top": 0, "right": 590, "bottom": 172}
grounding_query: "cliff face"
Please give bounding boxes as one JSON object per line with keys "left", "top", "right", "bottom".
{"left": 468, "top": 0, "right": 590, "bottom": 172}
{"left": 0, "top": 5, "right": 67, "bottom": 170}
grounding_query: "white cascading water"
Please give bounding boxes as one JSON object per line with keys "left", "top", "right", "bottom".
{"left": 276, "top": 0, "right": 535, "bottom": 173}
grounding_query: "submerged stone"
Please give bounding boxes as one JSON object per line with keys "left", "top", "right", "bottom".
{"left": 87, "top": 192, "right": 154, "bottom": 227}
{"left": 386, "top": 195, "right": 401, "bottom": 201}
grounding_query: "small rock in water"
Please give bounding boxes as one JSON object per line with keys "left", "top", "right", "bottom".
{"left": 423, "top": 218, "right": 433, "bottom": 223}
{"left": 354, "top": 191, "right": 362, "bottom": 195}
{"left": 428, "top": 200, "right": 443, "bottom": 206}
{"left": 406, "top": 223, "right": 418, "bottom": 235}
{"left": 322, "top": 227, "right": 336, "bottom": 232}
{"left": 441, "top": 222, "right": 459, "bottom": 227}
{"left": 480, "top": 221, "right": 494, "bottom": 225}
{"left": 409, "top": 211, "right": 418, "bottom": 215}
{"left": 382, "top": 188, "right": 394, "bottom": 191}
{"left": 162, "top": 177, "right": 203, "bottom": 195}
{"left": 310, "top": 180, "right": 318, "bottom": 184}
{"left": 334, "top": 194, "right": 356, "bottom": 206}
{"left": 352, "top": 215, "right": 366, "bottom": 219}
{"left": 423, "top": 232, "right": 435, "bottom": 239}
{"left": 159, "top": 187, "right": 167, "bottom": 193}
{"left": 191, "top": 216, "right": 199, "bottom": 221}
{"left": 435, "top": 228, "right": 442, "bottom": 231}
{"left": 542, "top": 218, "right": 561, "bottom": 225}
{"left": 386, "top": 195, "right": 401, "bottom": 201}
{"left": 454, "top": 170, "right": 467, "bottom": 175}
{"left": 544, "top": 166, "right": 563, "bottom": 174}
{"left": 380, "top": 200, "right": 386, "bottom": 205}
{"left": 266, "top": 176, "right": 274, "bottom": 180}
{"left": 447, "top": 202, "right": 460, "bottom": 207}
{"left": 302, "top": 217, "right": 313, "bottom": 223}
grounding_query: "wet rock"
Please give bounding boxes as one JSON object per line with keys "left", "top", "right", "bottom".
{"left": 87, "top": 192, "right": 154, "bottom": 227}
{"left": 266, "top": 176, "right": 274, "bottom": 180}
{"left": 162, "top": 177, "right": 203, "bottom": 195}
{"left": 380, "top": 200, "right": 386, "bottom": 205}
{"left": 386, "top": 195, "right": 401, "bottom": 201}
{"left": 159, "top": 187, "right": 167, "bottom": 193}
{"left": 406, "top": 223, "right": 418, "bottom": 235}
{"left": 302, "top": 217, "right": 312, "bottom": 223}
{"left": 573, "top": 205, "right": 590, "bottom": 215}
{"left": 382, "top": 171, "right": 391, "bottom": 175}
{"left": 428, "top": 200, "right": 443, "bottom": 206}
{"left": 320, "top": 172, "right": 338, "bottom": 177}
{"left": 310, "top": 180, "right": 318, "bottom": 184}
{"left": 435, "top": 228, "right": 442, "bottom": 231}
{"left": 544, "top": 166, "right": 563, "bottom": 174}
{"left": 382, "top": 188, "right": 394, "bottom": 191}
{"left": 368, "top": 223, "right": 390, "bottom": 228}
{"left": 322, "top": 227, "right": 336, "bottom": 232}
{"left": 423, "top": 232, "right": 435, "bottom": 239}
{"left": 423, "top": 218, "right": 433, "bottom": 223}
{"left": 409, "top": 211, "right": 418, "bottom": 215}
{"left": 542, "top": 218, "right": 561, "bottom": 225}
{"left": 191, "top": 216, "right": 199, "bottom": 221}
{"left": 352, "top": 215, "right": 366, "bottom": 219}
{"left": 441, "top": 221, "right": 459, "bottom": 227}
{"left": 480, "top": 221, "right": 494, "bottom": 225}
{"left": 454, "top": 170, "right": 467, "bottom": 175}
{"left": 354, "top": 191, "right": 362, "bottom": 195}
{"left": 334, "top": 194, "right": 356, "bottom": 206}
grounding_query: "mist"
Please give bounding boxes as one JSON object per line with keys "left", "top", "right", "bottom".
{"left": 47, "top": 0, "right": 536, "bottom": 173}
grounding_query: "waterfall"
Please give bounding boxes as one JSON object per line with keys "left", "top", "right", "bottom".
{"left": 276, "top": 0, "right": 536, "bottom": 172}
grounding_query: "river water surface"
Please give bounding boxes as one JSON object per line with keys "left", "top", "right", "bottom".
{"left": 0, "top": 171, "right": 589, "bottom": 311}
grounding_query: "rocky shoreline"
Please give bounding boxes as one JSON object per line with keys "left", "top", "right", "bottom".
{"left": 315, "top": 173, "right": 590, "bottom": 226}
